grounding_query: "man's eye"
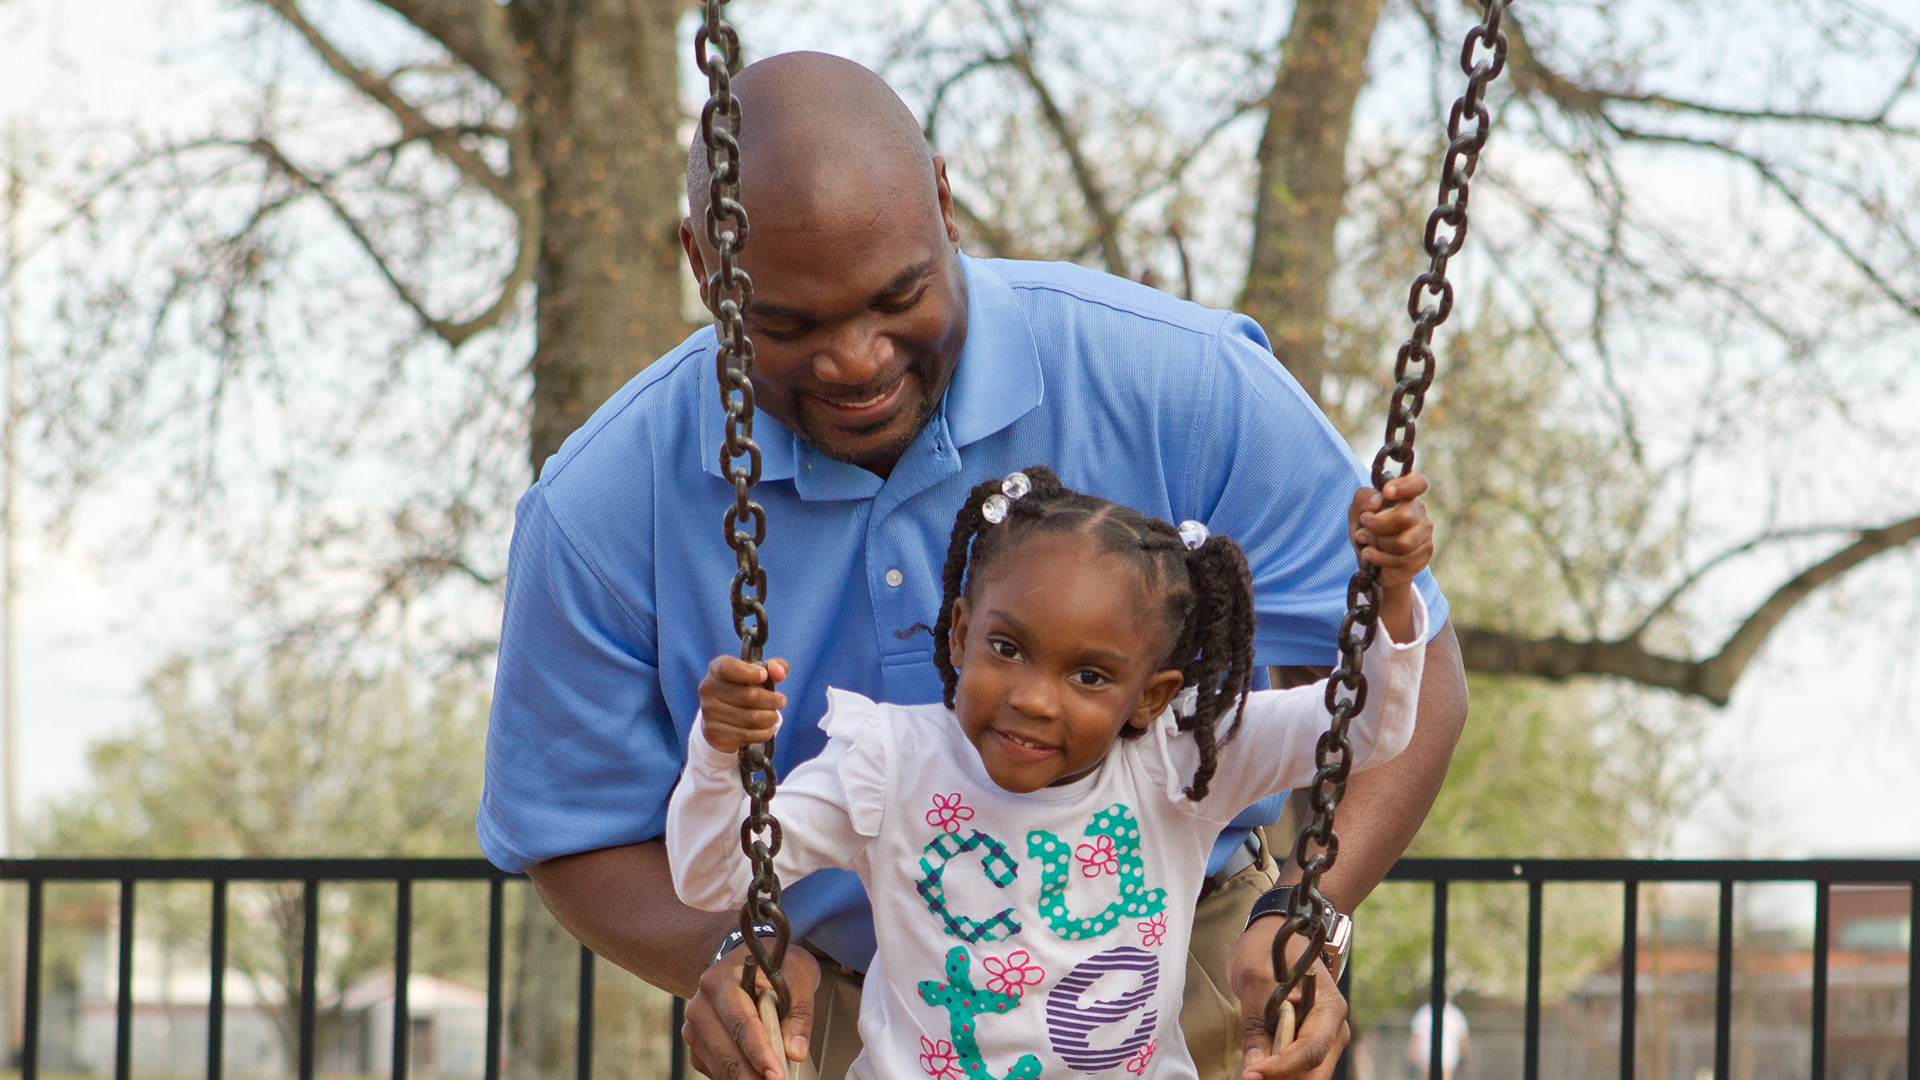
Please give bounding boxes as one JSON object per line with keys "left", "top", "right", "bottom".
{"left": 751, "top": 319, "right": 811, "bottom": 340}
{"left": 874, "top": 287, "right": 927, "bottom": 314}
{"left": 989, "top": 639, "right": 1021, "bottom": 660}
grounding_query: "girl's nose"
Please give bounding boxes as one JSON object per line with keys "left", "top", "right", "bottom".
{"left": 1008, "top": 675, "right": 1062, "bottom": 720}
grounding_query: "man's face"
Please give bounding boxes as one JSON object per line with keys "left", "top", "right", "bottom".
{"left": 682, "top": 158, "right": 968, "bottom": 476}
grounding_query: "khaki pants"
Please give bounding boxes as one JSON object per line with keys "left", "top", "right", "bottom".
{"left": 806, "top": 850, "right": 1279, "bottom": 1080}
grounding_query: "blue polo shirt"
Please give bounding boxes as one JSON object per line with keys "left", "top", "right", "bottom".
{"left": 479, "top": 254, "right": 1447, "bottom": 971}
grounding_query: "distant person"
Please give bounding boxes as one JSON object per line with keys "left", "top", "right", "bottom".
{"left": 1408, "top": 1000, "right": 1469, "bottom": 1080}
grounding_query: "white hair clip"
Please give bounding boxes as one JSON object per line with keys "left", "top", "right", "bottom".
{"left": 981, "top": 471, "right": 1032, "bottom": 524}
{"left": 1178, "top": 519, "right": 1209, "bottom": 550}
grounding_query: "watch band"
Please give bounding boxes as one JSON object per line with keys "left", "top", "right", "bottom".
{"left": 1245, "top": 887, "right": 1353, "bottom": 982}
{"left": 711, "top": 922, "right": 782, "bottom": 966}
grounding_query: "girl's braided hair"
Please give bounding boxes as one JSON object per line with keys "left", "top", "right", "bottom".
{"left": 930, "top": 466, "right": 1257, "bottom": 801}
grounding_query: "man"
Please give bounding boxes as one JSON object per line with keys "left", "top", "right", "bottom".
{"left": 1408, "top": 1000, "right": 1470, "bottom": 1080}
{"left": 479, "top": 52, "right": 1467, "bottom": 1080}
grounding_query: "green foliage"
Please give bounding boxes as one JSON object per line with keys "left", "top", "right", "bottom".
{"left": 1349, "top": 676, "right": 1632, "bottom": 1016}
{"left": 35, "top": 651, "right": 494, "bottom": 1059}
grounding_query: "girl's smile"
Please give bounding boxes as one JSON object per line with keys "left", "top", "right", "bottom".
{"left": 948, "top": 533, "right": 1185, "bottom": 793}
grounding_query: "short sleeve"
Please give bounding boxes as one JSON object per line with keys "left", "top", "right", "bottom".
{"left": 477, "top": 484, "right": 673, "bottom": 873}
{"left": 1190, "top": 319, "right": 1449, "bottom": 664}
{"left": 818, "top": 688, "right": 894, "bottom": 837}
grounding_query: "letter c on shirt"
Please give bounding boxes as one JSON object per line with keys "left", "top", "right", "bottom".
{"left": 914, "top": 829, "right": 1023, "bottom": 942}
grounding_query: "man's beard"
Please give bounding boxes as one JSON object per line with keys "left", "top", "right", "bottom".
{"left": 794, "top": 368, "right": 939, "bottom": 471}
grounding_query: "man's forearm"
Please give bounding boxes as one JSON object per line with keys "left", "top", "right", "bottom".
{"left": 1275, "top": 620, "right": 1468, "bottom": 912}
{"left": 526, "top": 839, "right": 736, "bottom": 999}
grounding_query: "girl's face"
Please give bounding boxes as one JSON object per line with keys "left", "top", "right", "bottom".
{"left": 947, "top": 532, "right": 1185, "bottom": 793}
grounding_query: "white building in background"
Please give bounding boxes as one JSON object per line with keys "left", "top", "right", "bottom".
{"left": 47, "top": 934, "right": 488, "bottom": 1078}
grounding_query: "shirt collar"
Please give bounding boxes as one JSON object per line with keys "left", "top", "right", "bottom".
{"left": 945, "top": 252, "right": 1044, "bottom": 449}
{"left": 696, "top": 252, "right": 1043, "bottom": 484}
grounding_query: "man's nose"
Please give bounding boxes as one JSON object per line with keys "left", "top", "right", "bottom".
{"left": 811, "top": 319, "right": 894, "bottom": 386}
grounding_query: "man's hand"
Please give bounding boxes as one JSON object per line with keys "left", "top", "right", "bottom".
{"left": 1231, "top": 917, "right": 1349, "bottom": 1080}
{"left": 699, "top": 656, "right": 791, "bottom": 753}
{"left": 683, "top": 936, "right": 819, "bottom": 1080}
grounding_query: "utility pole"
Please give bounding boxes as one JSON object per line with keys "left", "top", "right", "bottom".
{"left": 2, "top": 121, "right": 22, "bottom": 1071}
{"left": 4, "top": 121, "right": 19, "bottom": 863}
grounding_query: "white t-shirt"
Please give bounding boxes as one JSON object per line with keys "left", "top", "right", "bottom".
{"left": 1409, "top": 1002, "right": 1469, "bottom": 1072}
{"left": 667, "top": 597, "right": 1427, "bottom": 1080}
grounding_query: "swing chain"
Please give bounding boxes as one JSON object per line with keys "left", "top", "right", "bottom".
{"left": 696, "top": 0, "right": 793, "bottom": 1020}
{"left": 1267, "top": 0, "right": 1509, "bottom": 1034}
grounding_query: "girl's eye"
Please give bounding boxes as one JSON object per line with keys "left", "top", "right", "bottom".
{"left": 1071, "top": 669, "right": 1110, "bottom": 688}
{"left": 989, "top": 638, "right": 1021, "bottom": 660}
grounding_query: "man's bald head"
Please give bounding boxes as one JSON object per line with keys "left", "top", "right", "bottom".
{"left": 678, "top": 52, "right": 967, "bottom": 478}
{"left": 686, "top": 52, "right": 937, "bottom": 238}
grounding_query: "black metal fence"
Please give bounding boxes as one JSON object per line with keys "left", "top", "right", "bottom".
{"left": 0, "top": 857, "right": 1913, "bottom": 1080}
{"left": 1384, "top": 858, "right": 1920, "bottom": 1080}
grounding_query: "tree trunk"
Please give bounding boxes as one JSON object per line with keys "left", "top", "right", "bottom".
{"left": 517, "top": 0, "right": 692, "bottom": 471}
{"left": 501, "top": 3, "right": 689, "bottom": 1078}
{"left": 1241, "top": 0, "right": 1387, "bottom": 402}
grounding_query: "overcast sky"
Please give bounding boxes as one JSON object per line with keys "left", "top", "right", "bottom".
{"left": 0, "top": 0, "right": 1915, "bottom": 874}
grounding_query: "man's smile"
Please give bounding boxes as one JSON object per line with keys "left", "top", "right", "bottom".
{"left": 802, "top": 372, "right": 915, "bottom": 433}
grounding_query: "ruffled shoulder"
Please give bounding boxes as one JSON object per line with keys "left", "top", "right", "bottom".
{"left": 819, "top": 688, "right": 894, "bottom": 837}
{"left": 1133, "top": 700, "right": 1213, "bottom": 812}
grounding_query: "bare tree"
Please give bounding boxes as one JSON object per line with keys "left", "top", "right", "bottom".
{"left": 881, "top": 0, "right": 1920, "bottom": 709}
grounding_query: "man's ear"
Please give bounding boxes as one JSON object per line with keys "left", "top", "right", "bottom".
{"left": 948, "top": 596, "right": 971, "bottom": 669}
{"left": 680, "top": 217, "right": 712, "bottom": 311}
{"left": 1130, "top": 669, "right": 1186, "bottom": 730}
{"left": 933, "top": 156, "right": 960, "bottom": 247}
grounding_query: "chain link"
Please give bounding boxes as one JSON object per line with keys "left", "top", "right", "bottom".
{"left": 1267, "top": 0, "right": 1510, "bottom": 1035}
{"left": 695, "top": 0, "right": 793, "bottom": 1021}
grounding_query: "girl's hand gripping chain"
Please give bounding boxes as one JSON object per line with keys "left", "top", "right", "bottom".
{"left": 1348, "top": 472, "right": 1435, "bottom": 646}
{"left": 699, "top": 656, "right": 792, "bottom": 752}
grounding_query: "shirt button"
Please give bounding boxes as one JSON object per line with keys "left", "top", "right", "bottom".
{"left": 885, "top": 569, "right": 904, "bottom": 588}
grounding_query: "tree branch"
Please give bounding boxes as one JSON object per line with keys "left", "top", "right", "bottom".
{"left": 999, "top": 46, "right": 1129, "bottom": 278}
{"left": 1460, "top": 512, "right": 1920, "bottom": 704}
{"left": 255, "top": 0, "right": 519, "bottom": 207}
{"left": 364, "top": 0, "right": 529, "bottom": 97}
{"left": 247, "top": 138, "right": 535, "bottom": 349}
{"left": 1502, "top": 6, "right": 1920, "bottom": 135}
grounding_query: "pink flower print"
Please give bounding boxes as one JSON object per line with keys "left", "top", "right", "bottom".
{"left": 919, "top": 1035, "right": 961, "bottom": 1080}
{"left": 1076, "top": 834, "right": 1119, "bottom": 877}
{"left": 980, "top": 950, "right": 1047, "bottom": 998}
{"left": 925, "top": 792, "right": 975, "bottom": 834}
{"left": 1138, "top": 912, "right": 1168, "bottom": 947}
{"left": 1126, "top": 1037, "right": 1159, "bottom": 1074}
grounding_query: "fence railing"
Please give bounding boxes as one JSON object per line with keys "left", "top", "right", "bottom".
{"left": 1383, "top": 858, "right": 1920, "bottom": 1080}
{"left": 1, "top": 857, "right": 1914, "bottom": 1080}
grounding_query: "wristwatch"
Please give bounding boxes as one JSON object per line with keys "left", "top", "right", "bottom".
{"left": 1244, "top": 886, "right": 1353, "bottom": 982}
{"left": 712, "top": 921, "right": 783, "bottom": 965}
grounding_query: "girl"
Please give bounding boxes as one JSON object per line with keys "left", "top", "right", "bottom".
{"left": 667, "top": 467, "right": 1434, "bottom": 1080}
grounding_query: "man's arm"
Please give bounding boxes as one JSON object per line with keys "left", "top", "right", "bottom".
{"left": 527, "top": 841, "right": 731, "bottom": 998}
{"left": 1229, "top": 621, "right": 1467, "bottom": 1080}
{"left": 528, "top": 842, "right": 820, "bottom": 1080}
{"left": 1275, "top": 619, "right": 1467, "bottom": 907}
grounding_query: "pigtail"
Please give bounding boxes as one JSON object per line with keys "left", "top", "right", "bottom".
{"left": 1173, "top": 535, "right": 1258, "bottom": 802}
{"left": 933, "top": 477, "right": 1004, "bottom": 707}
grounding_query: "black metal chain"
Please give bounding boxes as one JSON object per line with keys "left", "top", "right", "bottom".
{"left": 695, "top": 0, "right": 793, "bottom": 1022}
{"left": 1267, "top": 0, "right": 1509, "bottom": 1034}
